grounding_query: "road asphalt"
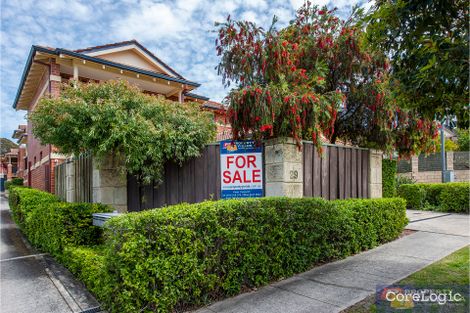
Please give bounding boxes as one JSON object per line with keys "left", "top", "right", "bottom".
{"left": 0, "top": 194, "right": 101, "bottom": 313}
{"left": 1, "top": 193, "right": 468, "bottom": 313}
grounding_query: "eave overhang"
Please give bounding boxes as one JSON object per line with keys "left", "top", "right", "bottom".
{"left": 13, "top": 45, "right": 201, "bottom": 109}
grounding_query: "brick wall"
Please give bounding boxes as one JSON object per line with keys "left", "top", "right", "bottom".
{"left": 398, "top": 170, "right": 469, "bottom": 183}
{"left": 26, "top": 59, "right": 62, "bottom": 193}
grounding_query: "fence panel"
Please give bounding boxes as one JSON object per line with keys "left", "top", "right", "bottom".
{"left": 74, "top": 153, "right": 92, "bottom": 203}
{"left": 303, "top": 143, "right": 370, "bottom": 199}
{"left": 127, "top": 144, "right": 221, "bottom": 211}
{"left": 54, "top": 162, "right": 67, "bottom": 201}
{"left": 453, "top": 152, "right": 469, "bottom": 170}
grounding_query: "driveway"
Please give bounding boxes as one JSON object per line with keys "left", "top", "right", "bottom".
{"left": 194, "top": 210, "right": 469, "bottom": 313}
{"left": 0, "top": 194, "right": 101, "bottom": 313}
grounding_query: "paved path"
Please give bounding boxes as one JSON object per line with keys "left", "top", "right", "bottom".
{"left": 195, "top": 210, "right": 469, "bottom": 313}
{"left": 0, "top": 194, "right": 100, "bottom": 313}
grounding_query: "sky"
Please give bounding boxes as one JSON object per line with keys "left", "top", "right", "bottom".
{"left": 0, "top": 0, "right": 370, "bottom": 139}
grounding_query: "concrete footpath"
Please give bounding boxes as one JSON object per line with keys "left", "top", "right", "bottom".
{"left": 0, "top": 194, "right": 101, "bottom": 313}
{"left": 195, "top": 210, "right": 469, "bottom": 313}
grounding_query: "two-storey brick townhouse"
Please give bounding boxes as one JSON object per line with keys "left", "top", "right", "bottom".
{"left": 13, "top": 40, "right": 230, "bottom": 192}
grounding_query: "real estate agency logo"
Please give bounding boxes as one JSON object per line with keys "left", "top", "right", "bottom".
{"left": 376, "top": 285, "right": 467, "bottom": 311}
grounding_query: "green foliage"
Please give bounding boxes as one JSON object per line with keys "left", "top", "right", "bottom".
{"left": 60, "top": 245, "right": 110, "bottom": 300}
{"left": 398, "top": 182, "right": 470, "bottom": 213}
{"left": 8, "top": 186, "right": 60, "bottom": 231}
{"left": 456, "top": 128, "right": 470, "bottom": 151}
{"left": 30, "top": 81, "right": 216, "bottom": 184}
{"left": 382, "top": 159, "right": 397, "bottom": 197}
{"left": 439, "top": 184, "right": 470, "bottom": 213}
{"left": 396, "top": 175, "right": 416, "bottom": 189}
{"left": 397, "top": 184, "right": 426, "bottom": 210}
{"left": 0, "top": 138, "right": 18, "bottom": 155}
{"left": 365, "top": 0, "right": 469, "bottom": 128}
{"left": 5, "top": 178, "right": 24, "bottom": 190}
{"left": 8, "top": 187, "right": 112, "bottom": 255}
{"left": 435, "top": 138, "right": 459, "bottom": 152}
{"left": 101, "top": 197, "right": 406, "bottom": 312}
{"left": 216, "top": 3, "right": 439, "bottom": 157}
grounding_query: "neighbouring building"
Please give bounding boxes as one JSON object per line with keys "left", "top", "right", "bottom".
{"left": 13, "top": 40, "right": 231, "bottom": 193}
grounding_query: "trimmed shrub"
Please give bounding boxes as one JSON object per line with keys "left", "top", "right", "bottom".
{"left": 8, "top": 186, "right": 112, "bottom": 255}
{"left": 60, "top": 245, "right": 110, "bottom": 300}
{"left": 101, "top": 197, "right": 407, "bottom": 312}
{"left": 5, "top": 177, "right": 24, "bottom": 190}
{"left": 382, "top": 159, "right": 397, "bottom": 197}
{"left": 398, "top": 182, "right": 470, "bottom": 213}
{"left": 25, "top": 202, "right": 112, "bottom": 255}
{"left": 440, "top": 184, "right": 470, "bottom": 213}
{"left": 8, "top": 186, "right": 60, "bottom": 231}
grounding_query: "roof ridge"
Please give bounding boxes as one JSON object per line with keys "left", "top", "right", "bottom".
{"left": 72, "top": 40, "right": 184, "bottom": 79}
{"left": 73, "top": 39, "right": 138, "bottom": 53}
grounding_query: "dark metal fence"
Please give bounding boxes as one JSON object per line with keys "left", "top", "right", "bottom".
{"left": 127, "top": 144, "right": 221, "bottom": 211}
{"left": 397, "top": 159, "right": 412, "bottom": 173}
{"left": 418, "top": 153, "right": 443, "bottom": 172}
{"left": 453, "top": 151, "right": 469, "bottom": 170}
{"left": 303, "top": 143, "right": 369, "bottom": 199}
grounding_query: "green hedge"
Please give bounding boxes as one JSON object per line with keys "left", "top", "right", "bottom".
{"left": 101, "top": 197, "right": 407, "bottom": 312}
{"left": 9, "top": 186, "right": 60, "bottom": 231}
{"left": 8, "top": 188, "right": 407, "bottom": 313}
{"left": 382, "top": 159, "right": 397, "bottom": 197}
{"left": 5, "top": 177, "right": 24, "bottom": 190}
{"left": 8, "top": 186, "right": 112, "bottom": 256}
{"left": 60, "top": 245, "right": 110, "bottom": 300}
{"left": 397, "top": 182, "right": 470, "bottom": 213}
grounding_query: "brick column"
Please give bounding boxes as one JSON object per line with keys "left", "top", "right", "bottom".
{"left": 49, "top": 59, "right": 61, "bottom": 98}
{"left": 446, "top": 151, "right": 454, "bottom": 171}
{"left": 264, "top": 137, "right": 303, "bottom": 198}
{"left": 410, "top": 156, "right": 419, "bottom": 179}
{"left": 6, "top": 163, "right": 13, "bottom": 181}
{"left": 368, "top": 149, "right": 383, "bottom": 198}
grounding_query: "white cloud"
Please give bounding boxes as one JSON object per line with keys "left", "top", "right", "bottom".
{"left": 113, "top": 2, "right": 187, "bottom": 41}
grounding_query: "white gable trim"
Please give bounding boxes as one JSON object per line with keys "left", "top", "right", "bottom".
{"left": 84, "top": 44, "right": 176, "bottom": 78}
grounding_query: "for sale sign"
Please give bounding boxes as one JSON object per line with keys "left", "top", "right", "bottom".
{"left": 220, "top": 140, "right": 263, "bottom": 199}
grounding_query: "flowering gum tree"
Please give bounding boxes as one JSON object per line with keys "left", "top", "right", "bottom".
{"left": 215, "top": 2, "right": 439, "bottom": 157}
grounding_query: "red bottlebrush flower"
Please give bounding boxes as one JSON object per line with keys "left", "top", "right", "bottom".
{"left": 318, "top": 10, "right": 325, "bottom": 15}
{"left": 260, "top": 124, "right": 273, "bottom": 132}
{"left": 284, "top": 96, "right": 290, "bottom": 103}
{"left": 255, "top": 116, "right": 261, "bottom": 122}
{"left": 292, "top": 43, "right": 298, "bottom": 50}
{"left": 267, "top": 94, "right": 272, "bottom": 104}
{"left": 291, "top": 65, "right": 297, "bottom": 72}
{"left": 417, "top": 119, "right": 423, "bottom": 129}
{"left": 317, "top": 76, "right": 324, "bottom": 82}
{"left": 282, "top": 40, "right": 289, "bottom": 47}
{"left": 243, "top": 89, "right": 247, "bottom": 96}
{"left": 255, "top": 87, "right": 262, "bottom": 94}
